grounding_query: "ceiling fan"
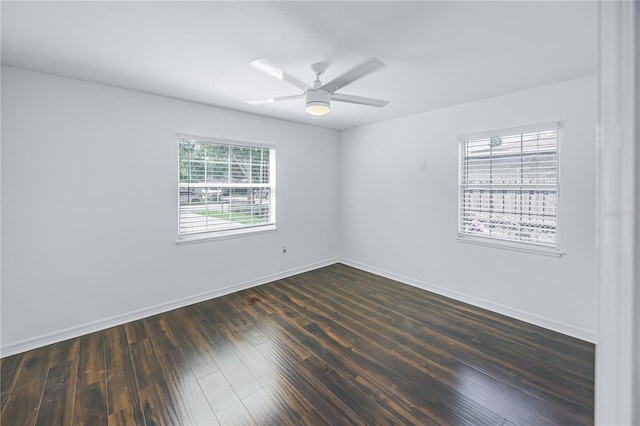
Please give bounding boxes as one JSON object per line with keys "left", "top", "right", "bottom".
{"left": 247, "top": 58, "right": 389, "bottom": 116}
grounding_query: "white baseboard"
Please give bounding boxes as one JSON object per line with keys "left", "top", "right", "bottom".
{"left": 339, "top": 258, "right": 597, "bottom": 343}
{"left": 0, "top": 257, "right": 340, "bottom": 357}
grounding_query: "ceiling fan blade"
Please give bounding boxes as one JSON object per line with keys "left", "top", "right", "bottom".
{"left": 331, "top": 93, "right": 389, "bottom": 107}
{"left": 246, "top": 94, "right": 304, "bottom": 105}
{"left": 249, "top": 59, "right": 308, "bottom": 91}
{"left": 321, "top": 58, "right": 385, "bottom": 93}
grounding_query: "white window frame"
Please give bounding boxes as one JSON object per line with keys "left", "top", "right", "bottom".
{"left": 176, "top": 134, "right": 276, "bottom": 245}
{"left": 457, "top": 122, "right": 562, "bottom": 257}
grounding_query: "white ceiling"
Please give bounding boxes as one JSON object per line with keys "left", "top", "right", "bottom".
{"left": 1, "top": 1, "right": 597, "bottom": 131}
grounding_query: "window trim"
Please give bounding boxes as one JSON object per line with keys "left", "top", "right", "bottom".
{"left": 175, "top": 134, "right": 276, "bottom": 244}
{"left": 457, "top": 235, "right": 563, "bottom": 257}
{"left": 175, "top": 226, "right": 276, "bottom": 245}
{"left": 457, "top": 122, "right": 563, "bottom": 256}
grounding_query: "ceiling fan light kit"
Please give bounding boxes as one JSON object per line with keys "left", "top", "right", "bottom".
{"left": 305, "top": 88, "right": 331, "bottom": 116}
{"left": 247, "top": 58, "right": 389, "bottom": 117}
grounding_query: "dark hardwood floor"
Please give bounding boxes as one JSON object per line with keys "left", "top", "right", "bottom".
{"left": 1, "top": 263, "right": 594, "bottom": 425}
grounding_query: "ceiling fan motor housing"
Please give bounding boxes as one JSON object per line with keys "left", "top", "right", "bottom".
{"left": 305, "top": 88, "right": 331, "bottom": 115}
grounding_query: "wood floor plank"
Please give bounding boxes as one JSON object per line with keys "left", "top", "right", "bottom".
{"left": 241, "top": 387, "right": 294, "bottom": 426}
{"left": 0, "top": 345, "right": 53, "bottom": 424}
{"left": 73, "top": 331, "right": 107, "bottom": 425}
{"left": 163, "top": 309, "right": 220, "bottom": 379}
{"left": 73, "top": 382, "right": 108, "bottom": 426}
{"left": 297, "top": 408, "right": 331, "bottom": 426}
{"left": 198, "top": 370, "right": 256, "bottom": 425}
{"left": 104, "top": 327, "right": 145, "bottom": 426}
{"left": 35, "top": 338, "right": 81, "bottom": 426}
{"left": 156, "top": 349, "right": 219, "bottom": 425}
{"left": 1, "top": 382, "right": 48, "bottom": 425}
{"left": 76, "top": 331, "right": 106, "bottom": 389}
{"left": 127, "top": 337, "right": 181, "bottom": 425}
{"left": 0, "top": 353, "right": 22, "bottom": 409}
{"left": 0, "top": 264, "right": 595, "bottom": 425}
{"left": 143, "top": 314, "right": 179, "bottom": 356}
{"left": 185, "top": 308, "right": 263, "bottom": 399}
{"left": 124, "top": 320, "right": 147, "bottom": 345}
{"left": 107, "top": 405, "right": 143, "bottom": 426}
{"left": 3, "top": 344, "right": 53, "bottom": 393}
{"left": 205, "top": 294, "right": 272, "bottom": 346}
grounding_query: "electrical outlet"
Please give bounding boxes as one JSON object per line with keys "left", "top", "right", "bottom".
{"left": 281, "top": 245, "right": 287, "bottom": 254}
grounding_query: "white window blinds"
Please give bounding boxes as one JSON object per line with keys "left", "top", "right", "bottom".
{"left": 458, "top": 124, "right": 559, "bottom": 248}
{"left": 178, "top": 137, "right": 276, "bottom": 238}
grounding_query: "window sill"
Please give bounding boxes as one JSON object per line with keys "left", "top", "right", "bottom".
{"left": 457, "top": 235, "right": 563, "bottom": 257}
{"left": 176, "top": 225, "right": 276, "bottom": 245}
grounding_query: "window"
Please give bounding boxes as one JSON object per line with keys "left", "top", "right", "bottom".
{"left": 177, "top": 135, "right": 276, "bottom": 242}
{"left": 458, "top": 123, "right": 560, "bottom": 254}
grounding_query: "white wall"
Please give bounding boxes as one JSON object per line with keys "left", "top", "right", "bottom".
{"left": 338, "top": 76, "right": 598, "bottom": 341}
{"left": 0, "top": 67, "right": 339, "bottom": 354}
